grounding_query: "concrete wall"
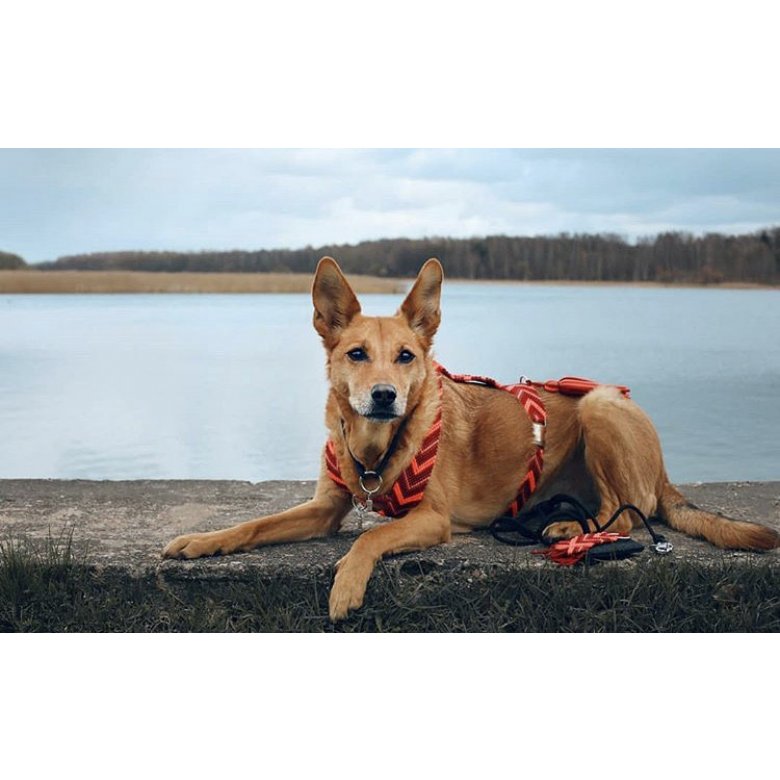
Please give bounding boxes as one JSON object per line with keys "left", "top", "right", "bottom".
{"left": 1, "top": 480, "right": 778, "bottom": 580}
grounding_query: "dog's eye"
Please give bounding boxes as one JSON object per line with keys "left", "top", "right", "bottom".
{"left": 347, "top": 348, "right": 368, "bottom": 362}
{"left": 396, "top": 350, "right": 416, "bottom": 364}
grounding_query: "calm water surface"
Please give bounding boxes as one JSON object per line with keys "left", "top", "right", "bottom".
{"left": 0, "top": 285, "right": 778, "bottom": 483}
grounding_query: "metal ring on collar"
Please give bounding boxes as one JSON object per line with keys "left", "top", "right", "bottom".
{"left": 359, "top": 471, "right": 383, "bottom": 496}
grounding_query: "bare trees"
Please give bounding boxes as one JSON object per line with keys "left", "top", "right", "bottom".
{"left": 35, "top": 228, "right": 780, "bottom": 284}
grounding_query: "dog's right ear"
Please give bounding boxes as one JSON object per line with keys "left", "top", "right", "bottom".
{"left": 312, "top": 257, "right": 361, "bottom": 346}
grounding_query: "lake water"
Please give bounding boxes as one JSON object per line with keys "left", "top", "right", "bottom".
{"left": 0, "top": 285, "right": 778, "bottom": 483}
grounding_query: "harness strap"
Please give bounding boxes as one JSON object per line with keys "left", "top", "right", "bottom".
{"left": 532, "top": 376, "right": 631, "bottom": 399}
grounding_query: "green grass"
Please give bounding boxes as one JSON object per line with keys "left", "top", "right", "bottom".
{"left": 2, "top": 534, "right": 779, "bottom": 631}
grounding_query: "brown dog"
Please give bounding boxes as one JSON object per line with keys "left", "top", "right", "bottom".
{"left": 163, "top": 257, "right": 780, "bottom": 620}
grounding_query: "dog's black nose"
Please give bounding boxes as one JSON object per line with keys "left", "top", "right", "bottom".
{"left": 371, "top": 384, "right": 397, "bottom": 408}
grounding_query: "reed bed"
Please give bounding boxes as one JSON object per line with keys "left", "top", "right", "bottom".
{"left": 0, "top": 270, "right": 406, "bottom": 294}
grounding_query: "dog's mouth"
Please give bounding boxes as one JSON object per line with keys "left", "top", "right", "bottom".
{"left": 350, "top": 394, "right": 406, "bottom": 422}
{"left": 364, "top": 411, "right": 400, "bottom": 422}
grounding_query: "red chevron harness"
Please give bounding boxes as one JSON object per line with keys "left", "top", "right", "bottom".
{"left": 325, "top": 364, "right": 561, "bottom": 519}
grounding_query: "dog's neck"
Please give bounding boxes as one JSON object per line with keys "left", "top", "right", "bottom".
{"left": 339, "top": 414, "right": 403, "bottom": 471}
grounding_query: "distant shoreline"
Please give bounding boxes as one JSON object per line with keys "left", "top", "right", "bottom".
{"left": 446, "top": 278, "right": 778, "bottom": 290}
{"left": 0, "top": 269, "right": 776, "bottom": 294}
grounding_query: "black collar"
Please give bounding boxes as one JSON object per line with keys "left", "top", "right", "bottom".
{"left": 340, "top": 417, "right": 408, "bottom": 484}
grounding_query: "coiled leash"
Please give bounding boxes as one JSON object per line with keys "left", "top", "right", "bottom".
{"left": 490, "top": 493, "right": 674, "bottom": 566}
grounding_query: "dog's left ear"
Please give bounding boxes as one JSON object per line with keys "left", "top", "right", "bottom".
{"left": 399, "top": 258, "right": 443, "bottom": 349}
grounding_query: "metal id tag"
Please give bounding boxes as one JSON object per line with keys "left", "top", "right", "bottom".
{"left": 352, "top": 494, "right": 371, "bottom": 530}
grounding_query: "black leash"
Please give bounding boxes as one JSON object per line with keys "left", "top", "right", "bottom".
{"left": 490, "top": 493, "right": 673, "bottom": 558}
{"left": 490, "top": 493, "right": 594, "bottom": 546}
{"left": 599, "top": 502, "right": 673, "bottom": 553}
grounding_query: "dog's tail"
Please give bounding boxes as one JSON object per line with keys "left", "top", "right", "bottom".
{"left": 657, "top": 482, "right": 780, "bottom": 551}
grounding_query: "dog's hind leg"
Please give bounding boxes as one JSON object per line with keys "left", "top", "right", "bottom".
{"left": 542, "top": 387, "right": 780, "bottom": 550}
{"left": 543, "top": 386, "right": 664, "bottom": 542}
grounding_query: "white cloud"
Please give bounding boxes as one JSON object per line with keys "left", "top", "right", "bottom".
{"left": 0, "top": 149, "right": 778, "bottom": 261}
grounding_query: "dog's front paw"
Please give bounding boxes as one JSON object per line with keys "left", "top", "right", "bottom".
{"left": 163, "top": 532, "right": 222, "bottom": 559}
{"left": 329, "top": 552, "right": 374, "bottom": 622}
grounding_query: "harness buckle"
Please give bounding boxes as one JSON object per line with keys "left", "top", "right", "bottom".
{"left": 532, "top": 421, "right": 546, "bottom": 448}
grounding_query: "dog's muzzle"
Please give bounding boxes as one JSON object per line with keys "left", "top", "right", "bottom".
{"left": 367, "top": 384, "right": 399, "bottom": 420}
{"left": 351, "top": 384, "right": 403, "bottom": 421}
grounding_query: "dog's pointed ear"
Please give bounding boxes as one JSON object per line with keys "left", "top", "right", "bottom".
{"left": 312, "top": 257, "right": 361, "bottom": 345}
{"left": 399, "top": 258, "right": 443, "bottom": 348}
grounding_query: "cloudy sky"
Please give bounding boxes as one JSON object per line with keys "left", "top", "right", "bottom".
{"left": 2, "top": 149, "right": 779, "bottom": 263}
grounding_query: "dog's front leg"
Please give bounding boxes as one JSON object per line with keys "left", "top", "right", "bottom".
{"left": 329, "top": 508, "right": 451, "bottom": 622}
{"left": 163, "top": 491, "right": 350, "bottom": 560}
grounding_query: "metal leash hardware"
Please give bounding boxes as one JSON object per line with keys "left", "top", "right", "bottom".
{"left": 653, "top": 539, "right": 674, "bottom": 555}
{"left": 592, "top": 501, "right": 676, "bottom": 557}
{"left": 352, "top": 471, "right": 383, "bottom": 530}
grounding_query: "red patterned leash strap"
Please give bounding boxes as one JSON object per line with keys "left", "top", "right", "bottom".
{"left": 533, "top": 532, "right": 629, "bottom": 566}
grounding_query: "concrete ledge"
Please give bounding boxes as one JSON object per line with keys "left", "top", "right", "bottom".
{"left": 1, "top": 480, "right": 778, "bottom": 581}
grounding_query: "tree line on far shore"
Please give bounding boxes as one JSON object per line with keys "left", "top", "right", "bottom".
{"left": 6, "top": 226, "right": 780, "bottom": 283}
{"left": 0, "top": 251, "right": 26, "bottom": 270}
